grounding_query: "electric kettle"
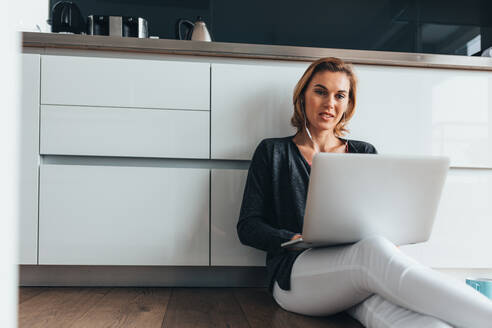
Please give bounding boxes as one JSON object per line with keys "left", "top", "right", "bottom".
{"left": 49, "top": 1, "right": 85, "bottom": 34}
{"left": 177, "top": 17, "right": 212, "bottom": 42}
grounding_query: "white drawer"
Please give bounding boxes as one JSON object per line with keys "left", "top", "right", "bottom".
{"left": 39, "top": 164, "right": 210, "bottom": 265}
{"left": 41, "top": 55, "right": 210, "bottom": 110}
{"left": 40, "top": 105, "right": 209, "bottom": 159}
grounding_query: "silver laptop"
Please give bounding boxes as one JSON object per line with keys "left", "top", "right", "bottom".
{"left": 281, "top": 153, "right": 450, "bottom": 249}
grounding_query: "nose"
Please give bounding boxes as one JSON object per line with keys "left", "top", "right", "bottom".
{"left": 323, "top": 95, "right": 336, "bottom": 108}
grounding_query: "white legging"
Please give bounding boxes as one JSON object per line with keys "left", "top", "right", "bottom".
{"left": 273, "top": 236, "right": 492, "bottom": 328}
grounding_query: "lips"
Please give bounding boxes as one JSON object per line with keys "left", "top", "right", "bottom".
{"left": 319, "top": 112, "right": 335, "bottom": 120}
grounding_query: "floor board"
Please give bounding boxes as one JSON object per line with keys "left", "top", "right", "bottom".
{"left": 18, "top": 287, "right": 363, "bottom": 328}
{"left": 71, "top": 287, "right": 171, "bottom": 328}
{"left": 18, "top": 287, "right": 110, "bottom": 328}
{"left": 18, "top": 287, "right": 46, "bottom": 304}
{"left": 161, "top": 288, "right": 249, "bottom": 328}
{"left": 233, "top": 287, "right": 363, "bottom": 328}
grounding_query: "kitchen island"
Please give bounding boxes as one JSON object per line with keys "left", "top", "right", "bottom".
{"left": 19, "top": 32, "right": 492, "bottom": 286}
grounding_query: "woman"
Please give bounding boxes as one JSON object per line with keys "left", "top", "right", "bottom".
{"left": 237, "top": 57, "right": 492, "bottom": 328}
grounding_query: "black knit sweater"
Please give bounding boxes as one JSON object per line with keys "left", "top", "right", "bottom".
{"left": 237, "top": 135, "right": 377, "bottom": 293}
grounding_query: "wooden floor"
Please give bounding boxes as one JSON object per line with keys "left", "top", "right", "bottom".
{"left": 19, "top": 287, "right": 363, "bottom": 328}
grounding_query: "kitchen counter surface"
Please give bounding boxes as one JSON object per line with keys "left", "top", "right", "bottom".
{"left": 23, "top": 32, "right": 492, "bottom": 71}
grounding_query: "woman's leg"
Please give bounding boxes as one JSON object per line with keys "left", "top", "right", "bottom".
{"left": 273, "top": 244, "right": 373, "bottom": 316}
{"left": 347, "top": 294, "right": 453, "bottom": 328}
{"left": 273, "top": 236, "right": 492, "bottom": 328}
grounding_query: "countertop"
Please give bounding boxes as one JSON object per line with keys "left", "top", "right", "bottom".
{"left": 23, "top": 32, "right": 492, "bottom": 71}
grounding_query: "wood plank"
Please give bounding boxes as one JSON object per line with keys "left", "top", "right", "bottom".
{"left": 161, "top": 288, "right": 250, "bottom": 328}
{"left": 18, "top": 287, "right": 363, "bottom": 327}
{"left": 18, "top": 287, "right": 46, "bottom": 304}
{"left": 18, "top": 287, "right": 111, "bottom": 328}
{"left": 70, "top": 287, "right": 171, "bottom": 328}
{"left": 233, "top": 288, "right": 363, "bottom": 328}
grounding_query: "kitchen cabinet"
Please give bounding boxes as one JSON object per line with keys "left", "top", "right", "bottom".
{"left": 40, "top": 105, "right": 210, "bottom": 158}
{"left": 39, "top": 164, "right": 209, "bottom": 265}
{"left": 17, "top": 48, "right": 492, "bottom": 282}
{"left": 211, "top": 63, "right": 306, "bottom": 160}
{"left": 211, "top": 169, "right": 265, "bottom": 266}
{"left": 209, "top": 62, "right": 492, "bottom": 269}
{"left": 18, "top": 54, "right": 40, "bottom": 264}
{"left": 41, "top": 55, "right": 210, "bottom": 111}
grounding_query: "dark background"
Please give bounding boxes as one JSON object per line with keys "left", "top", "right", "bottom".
{"left": 48, "top": 0, "right": 492, "bottom": 56}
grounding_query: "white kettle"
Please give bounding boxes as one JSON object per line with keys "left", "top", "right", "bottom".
{"left": 178, "top": 16, "right": 212, "bottom": 42}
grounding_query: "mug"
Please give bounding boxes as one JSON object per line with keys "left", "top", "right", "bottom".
{"left": 466, "top": 278, "right": 492, "bottom": 299}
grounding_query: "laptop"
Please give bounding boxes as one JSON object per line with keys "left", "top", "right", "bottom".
{"left": 281, "top": 153, "right": 450, "bottom": 249}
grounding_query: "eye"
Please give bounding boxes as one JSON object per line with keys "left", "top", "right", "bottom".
{"left": 315, "top": 89, "right": 327, "bottom": 96}
{"left": 336, "top": 94, "right": 346, "bottom": 99}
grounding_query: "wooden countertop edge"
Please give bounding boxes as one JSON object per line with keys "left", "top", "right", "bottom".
{"left": 22, "top": 32, "right": 492, "bottom": 71}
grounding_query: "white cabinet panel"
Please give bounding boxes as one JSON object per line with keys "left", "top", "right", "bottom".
{"left": 352, "top": 65, "right": 492, "bottom": 168}
{"left": 40, "top": 105, "right": 209, "bottom": 159}
{"left": 212, "top": 62, "right": 492, "bottom": 167}
{"left": 19, "top": 54, "right": 40, "bottom": 265}
{"left": 41, "top": 55, "right": 210, "bottom": 110}
{"left": 211, "top": 169, "right": 265, "bottom": 266}
{"left": 39, "top": 164, "right": 209, "bottom": 265}
{"left": 211, "top": 63, "right": 307, "bottom": 160}
{"left": 401, "top": 168, "right": 492, "bottom": 267}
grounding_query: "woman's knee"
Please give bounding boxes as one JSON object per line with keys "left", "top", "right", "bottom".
{"left": 353, "top": 235, "right": 398, "bottom": 262}
{"left": 357, "top": 235, "right": 394, "bottom": 251}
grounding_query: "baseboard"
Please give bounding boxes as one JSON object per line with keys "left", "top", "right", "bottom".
{"left": 20, "top": 265, "right": 491, "bottom": 287}
{"left": 19, "top": 265, "right": 268, "bottom": 287}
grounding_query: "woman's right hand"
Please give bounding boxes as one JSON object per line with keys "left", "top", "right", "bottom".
{"left": 291, "top": 234, "right": 302, "bottom": 241}
{"left": 287, "top": 234, "right": 303, "bottom": 251}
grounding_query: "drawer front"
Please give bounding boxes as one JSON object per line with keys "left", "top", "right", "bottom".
{"left": 211, "top": 63, "right": 305, "bottom": 160}
{"left": 40, "top": 105, "right": 209, "bottom": 158}
{"left": 39, "top": 164, "right": 210, "bottom": 265}
{"left": 211, "top": 169, "right": 266, "bottom": 266}
{"left": 41, "top": 55, "right": 210, "bottom": 110}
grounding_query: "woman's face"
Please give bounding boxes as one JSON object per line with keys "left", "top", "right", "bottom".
{"left": 302, "top": 71, "right": 351, "bottom": 134}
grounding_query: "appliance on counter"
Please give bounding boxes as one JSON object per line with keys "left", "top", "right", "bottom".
{"left": 177, "top": 17, "right": 212, "bottom": 42}
{"left": 87, "top": 15, "right": 148, "bottom": 38}
{"left": 49, "top": 1, "right": 85, "bottom": 34}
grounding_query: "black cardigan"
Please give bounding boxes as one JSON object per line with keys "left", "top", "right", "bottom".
{"left": 237, "top": 135, "right": 377, "bottom": 293}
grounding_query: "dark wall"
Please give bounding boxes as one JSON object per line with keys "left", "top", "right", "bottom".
{"left": 48, "top": 0, "right": 492, "bottom": 55}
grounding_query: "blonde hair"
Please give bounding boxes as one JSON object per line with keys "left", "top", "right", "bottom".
{"left": 291, "top": 57, "right": 357, "bottom": 137}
